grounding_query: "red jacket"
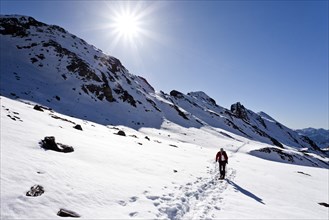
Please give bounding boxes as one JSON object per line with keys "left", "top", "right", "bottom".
{"left": 216, "top": 151, "right": 228, "bottom": 162}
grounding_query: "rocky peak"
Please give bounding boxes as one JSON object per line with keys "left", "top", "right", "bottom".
{"left": 0, "top": 15, "right": 70, "bottom": 38}
{"left": 230, "top": 102, "right": 249, "bottom": 122}
{"left": 187, "top": 91, "right": 217, "bottom": 106}
{"left": 170, "top": 90, "right": 184, "bottom": 99}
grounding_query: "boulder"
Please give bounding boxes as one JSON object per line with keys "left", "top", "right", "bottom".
{"left": 116, "top": 130, "right": 126, "bottom": 136}
{"left": 40, "top": 136, "right": 74, "bottom": 153}
{"left": 26, "top": 185, "right": 44, "bottom": 197}
{"left": 318, "top": 202, "right": 329, "bottom": 208}
{"left": 41, "top": 136, "right": 60, "bottom": 151}
{"left": 57, "top": 209, "right": 80, "bottom": 218}
{"left": 57, "top": 143, "right": 74, "bottom": 153}
{"left": 73, "top": 124, "right": 83, "bottom": 131}
{"left": 33, "top": 105, "right": 44, "bottom": 112}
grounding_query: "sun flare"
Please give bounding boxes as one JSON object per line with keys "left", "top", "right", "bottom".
{"left": 116, "top": 14, "right": 138, "bottom": 37}
{"left": 113, "top": 11, "right": 141, "bottom": 41}
{"left": 99, "top": 1, "right": 163, "bottom": 50}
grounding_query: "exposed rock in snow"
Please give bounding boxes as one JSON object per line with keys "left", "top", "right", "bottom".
{"left": 57, "top": 209, "right": 80, "bottom": 218}
{"left": 230, "top": 102, "right": 249, "bottom": 122}
{"left": 33, "top": 105, "right": 44, "bottom": 112}
{"left": 116, "top": 130, "right": 126, "bottom": 136}
{"left": 26, "top": 185, "right": 44, "bottom": 197}
{"left": 40, "top": 136, "right": 74, "bottom": 153}
{"left": 250, "top": 147, "right": 329, "bottom": 168}
{"left": 73, "top": 124, "right": 83, "bottom": 131}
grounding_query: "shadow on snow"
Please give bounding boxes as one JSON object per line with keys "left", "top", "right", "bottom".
{"left": 227, "top": 180, "right": 265, "bottom": 205}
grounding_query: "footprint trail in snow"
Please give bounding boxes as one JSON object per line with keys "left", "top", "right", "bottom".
{"left": 145, "top": 164, "right": 236, "bottom": 220}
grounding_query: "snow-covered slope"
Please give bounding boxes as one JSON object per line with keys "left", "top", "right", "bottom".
{"left": 1, "top": 15, "right": 329, "bottom": 219}
{"left": 1, "top": 96, "right": 328, "bottom": 219}
{"left": 0, "top": 15, "right": 321, "bottom": 152}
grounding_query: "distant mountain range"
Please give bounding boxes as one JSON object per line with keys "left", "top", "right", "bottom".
{"left": 296, "top": 128, "right": 329, "bottom": 149}
{"left": 0, "top": 15, "right": 323, "bottom": 152}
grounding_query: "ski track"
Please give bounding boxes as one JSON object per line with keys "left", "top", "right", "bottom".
{"left": 144, "top": 164, "right": 236, "bottom": 220}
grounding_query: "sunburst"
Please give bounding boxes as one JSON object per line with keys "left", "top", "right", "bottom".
{"left": 113, "top": 12, "right": 141, "bottom": 40}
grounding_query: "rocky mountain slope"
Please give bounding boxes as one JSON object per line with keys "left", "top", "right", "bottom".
{"left": 0, "top": 15, "right": 323, "bottom": 153}
{"left": 296, "top": 128, "right": 329, "bottom": 149}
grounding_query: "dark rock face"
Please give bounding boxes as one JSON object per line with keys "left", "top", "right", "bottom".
{"left": 42, "top": 40, "right": 115, "bottom": 103}
{"left": 26, "top": 185, "right": 44, "bottom": 197}
{"left": 66, "top": 56, "right": 102, "bottom": 82}
{"left": 56, "top": 143, "right": 74, "bottom": 153}
{"left": 57, "top": 209, "right": 80, "bottom": 218}
{"left": 40, "top": 136, "right": 74, "bottom": 153}
{"left": 250, "top": 147, "right": 329, "bottom": 168}
{"left": 41, "top": 136, "right": 59, "bottom": 151}
{"left": 170, "top": 90, "right": 184, "bottom": 99}
{"left": 318, "top": 202, "right": 329, "bottom": 208}
{"left": 33, "top": 105, "right": 44, "bottom": 112}
{"left": 0, "top": 16, "right": 46, "bottom": 37}
{"left": 301, "top": 136, "right": 322, "bottom": 152}
{"left": 257, "top": 147, "right": 294, "bottom": 162}
{"left": 297, "top": 171, "right": 311, "bottom": 176}
{"left": 146, "top": 98, "right": 161, "bottom": 112}
{"left": 33, "top": 105, "right": 52, "bottom": 112}
{"left": 116, "top": 130, "right": 126, "bottom": 136}
{"left": 173, "top": 105, "right": 189, "bottom": 120}
{"left": 208, "top": 97, "right": 216, "bottom": 106}
{"left": 113, "top": 85, "right": 136, "bottom": 107}
{"left": 73, "top": 124, "right": 83, "bottom": 131}
{"left": 231, "top": 102, "right": 249, "bottom": 122}
{"left": 98, "top": 55, "right": 125, "bottom": 73}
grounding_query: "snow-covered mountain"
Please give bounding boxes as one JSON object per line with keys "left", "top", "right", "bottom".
{"left": 1, "top": 15, "right": 328, "bottom": 219}
{"left": 296, "top": 128, "right": 329, "bottom": 149}
{"left": 0, "top": 15, "right": 321, "bottom": 152}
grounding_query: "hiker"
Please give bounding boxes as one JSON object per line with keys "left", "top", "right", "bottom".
{"left": 216, "top": 148, "right": 228, "bottom": 179}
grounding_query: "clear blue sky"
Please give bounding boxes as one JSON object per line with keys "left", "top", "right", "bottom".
{"left": 1, "top": 0, "right": 328, "bottom": 129}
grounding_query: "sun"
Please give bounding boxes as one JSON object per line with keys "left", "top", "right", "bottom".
{"left": 115, "top": 14, "right": 139, "bottom": 38}
{"left": 95, "top": 1, "right": 164, "bottom": 50}
{"left": 112, "top": 9, "right": 142, "bottom": 42}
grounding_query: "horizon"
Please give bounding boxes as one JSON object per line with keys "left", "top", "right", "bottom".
{"left": 1, "top": 0, "right": 328, "bottom": 129}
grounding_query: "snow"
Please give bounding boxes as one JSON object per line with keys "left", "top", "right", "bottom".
{"left": 1, "top": 96, "right": 328, "bottom": 219}
{"left": 0, "top": 14, "right": 323, "bottom": 152}
{"left": 1, "top": 15, "right": 328, "bottom": 219}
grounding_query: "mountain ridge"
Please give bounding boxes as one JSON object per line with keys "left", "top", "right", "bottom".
{"left": 0, "top": 14, "right": 322, "bottom": 152}
{"left": 296, "top": 128, "right": 329, "bottom": 149}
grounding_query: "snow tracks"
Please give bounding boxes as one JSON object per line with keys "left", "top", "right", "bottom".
{"left": 149, "top": 165, "right": 236, "bottom": 220}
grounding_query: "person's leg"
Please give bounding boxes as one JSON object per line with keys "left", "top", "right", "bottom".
{"left": 222, "top": 163, "right": 226, "bottom": 178}
{"left": 219, "top": 162, "right": 224, "bottom": 178}
{"left": 218, "top": 162, "right": 221, "bottom": 178}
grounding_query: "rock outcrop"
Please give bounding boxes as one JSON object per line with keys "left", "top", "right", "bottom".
{"left": 40, "top": 136, "right": 74, "bottom": 153}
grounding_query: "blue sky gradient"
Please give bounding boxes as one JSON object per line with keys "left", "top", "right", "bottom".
{"left": 1, "top": 0, "right": 328, "bottom": 129}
